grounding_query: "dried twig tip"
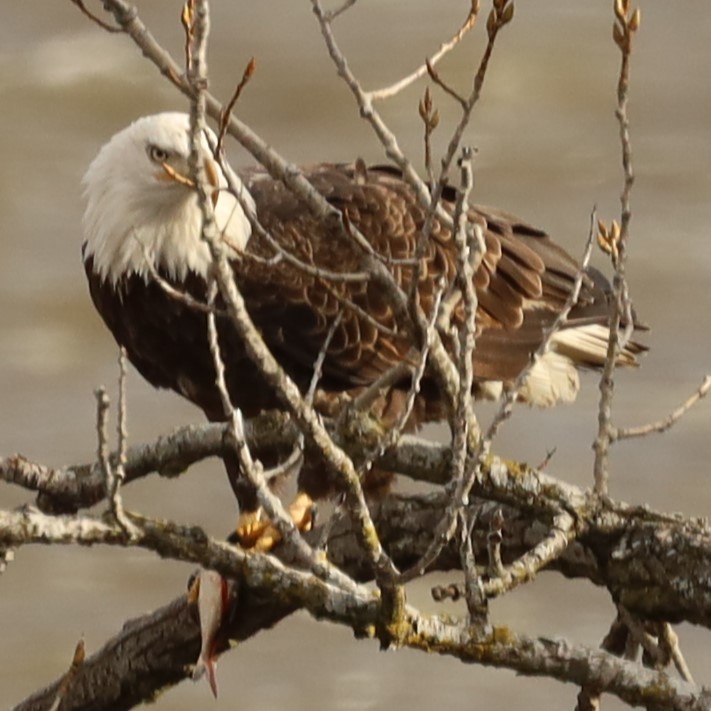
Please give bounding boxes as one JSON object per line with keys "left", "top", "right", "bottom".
{"left": 613, "top": 1, "right": 640, "bottom": 50}
{"left": 217, "top": 56, "right": 258, "bottom": 155}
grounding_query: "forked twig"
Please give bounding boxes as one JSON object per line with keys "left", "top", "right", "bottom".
{"left": 70, "top": 0, "right": 122, "bottom": 32}
{"left": 95, "top": 380, "right": 136, "bottom": 537}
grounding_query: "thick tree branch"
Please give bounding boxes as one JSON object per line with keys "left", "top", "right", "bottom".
{"left": 6, "top": 501, "right": 711, "bottom": 711}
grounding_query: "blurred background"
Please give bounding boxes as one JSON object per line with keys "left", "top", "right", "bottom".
{"left": 1, "top": 2, "right": 709, "bottom": 708}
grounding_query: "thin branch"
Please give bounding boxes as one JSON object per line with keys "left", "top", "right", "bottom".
{"left": 115, "top": 348, "right": 128, "bottom": 496}
{"left": 311, "top": 0, "right": 441, "bottom": 218}
{"left": 458, "top": 508, "right": 488, "bottom": 627}
{"left": 612, "top": 375, "right": 711, "bottom": 441}
{"left": 205, "top": 280, "right": 295, "bottom": 542}
{"left": 324, "top": 0, "right": 357, "bottom": 22}
{"left": 93, "top": 386, "right": 133, "bottom": 535}
{"left": 419, "top": 86, "right": 440, "bottom": 185}
{"left": 367, "top": 4, "right": 479, "bottom": 101}
{"left": 69, "top": 0, "right": 123, "bottom": 32}
{"left": 217, "top": 56, "right": 257, "bottom": 156}
{"left": 486, "top": 507, "right": 505, "bottom": 578}
{"left": 482, "top": 511, "right": 577, "bottom": 599}
{"left": 592, "top": 2, "right": 641, "bottom": 494}
{"left": 431, "top": 510, "right": 577, "bottom": 602}
{"left": 47, "top": 639, "right": 85, "bottom": 711}
{"left": 312, "top": 0, "right": 466, "bottom": 413}
{"left": 305, "top": 310, "right": 343, "bottom": 406}
{"left": 94, "top": 387, "right": 112, "bottom": 497}
{"left": 426, "top": 59, "right": 467, "bottom": 109}
{"left": 347, "top": 362, "right": 413, "bottom": 414}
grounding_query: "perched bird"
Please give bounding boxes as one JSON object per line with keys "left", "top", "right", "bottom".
{"left": 82, "top": 112, "right": 645, "bottom": 540}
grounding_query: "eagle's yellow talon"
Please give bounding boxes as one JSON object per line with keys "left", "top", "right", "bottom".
{"left": 236, "top": 493, "right": 315, "bottom": 553}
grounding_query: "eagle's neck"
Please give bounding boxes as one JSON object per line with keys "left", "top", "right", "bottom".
{"left": 83, "top": 182, "right": 253, "bottom": 286}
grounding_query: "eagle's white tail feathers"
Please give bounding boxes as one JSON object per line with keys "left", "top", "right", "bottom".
{"left": 550, "top": 323, "right": 640, "bottom": 367}
{"left": 519, "top": 350, "right": 581, "bottom": 407}
{"left": 493, "top": 324, "right": 641, "bottom": 407}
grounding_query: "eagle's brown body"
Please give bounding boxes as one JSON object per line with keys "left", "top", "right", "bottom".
{"left": 86, "top": 164, "right": 624, "bottom": 416}
{"left": 82, "top": 114, "right": 644, "bottom": 517}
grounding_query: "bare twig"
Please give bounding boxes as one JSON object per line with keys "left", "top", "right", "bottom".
{"left": 70, "top": 0, "right": 122, "bottom": 32}
{"left": 486, "top": 507, "right": 505, "bottom": 578}
{"left": 95, "top": 387, "right": 112, "bottom": 495}
{"left": 115, "top": 348, "right": 128, "bottom": 494}
{"left": 459, "top": 508, "right": 488, "bottom": 627}
{"left": 612, "top": 375, "right": 711, "bottom": 441}
{"left": 141, "top": 249, "right": 222, "bottom": 315}
{"left": 323, "top": 0, "right": 357, "bottom": 22}
{"left": 310, "top": 0, "right": 444, "bottom": 222}
{"left": 536, "top": 447, "right": 557, "bottom": 471}
{"left": 430, "top": 0, "right": 514, "bottom": 192}
{"left": 305, "top": 311, "right": 343, "bottom": 407}
{"left": 347, "top": 362, "right": 413, "bottom": 415}
{"left": 180, "top": 0, "right": 195, "bottom": 69}
{"left": 217, "top": 56, "right": 257, "bottom": 156}
{"left": 592, "top": 2, "right": 641, "bottom": 494}
{"left": 426, "top": 59, "right": 467, "bottom": 109}
{"left": 405, "top": 207, "right": 595, "bottom": 587}
{"left": 368, "top": 4, "right": 479, "bottom": 101}
{"left": 95, "top": 374, "right": 137, "bottom": 537}
{"left": 432, "top": 510, "right": 577, "bottom": 602}
{"left": 482, "top": 511, "right": 576, "bottom": 599}
{"left": 47, "top": 638, "right": 86, "bottom": 711}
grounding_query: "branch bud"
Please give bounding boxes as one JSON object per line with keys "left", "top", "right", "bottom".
{"left": 629, "top": 7, "right": 641, "bottom": 32}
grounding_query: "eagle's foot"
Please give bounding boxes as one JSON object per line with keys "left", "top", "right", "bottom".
{"left": 234, "top": 509, "right": 270, "bottom": 549}
{"left": 237, "top": 492, "right": 315, "bottom": 553}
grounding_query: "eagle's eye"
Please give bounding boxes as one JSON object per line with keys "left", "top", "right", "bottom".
{"left": 147, "top": 145, "right": 170, "bottom": 164}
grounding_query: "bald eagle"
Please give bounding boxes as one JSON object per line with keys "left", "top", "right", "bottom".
{"left": 82, "top": 112, "right": 644, "bottom": 535}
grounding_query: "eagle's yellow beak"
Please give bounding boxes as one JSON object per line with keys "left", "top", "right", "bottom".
{"left": 203, "top": 158, "right": 221, "bottom": 208}
{"left": 157, "top": 158, "right": 220, "bottom": 208}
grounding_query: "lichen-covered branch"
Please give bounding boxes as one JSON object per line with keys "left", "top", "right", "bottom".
{"left": 6, "top": 503, "right": 710, "bottom": 711}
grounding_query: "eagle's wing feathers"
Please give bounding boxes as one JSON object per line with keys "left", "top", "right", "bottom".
{"left": 236, "top": 163, "right": 607, "bottom": 399}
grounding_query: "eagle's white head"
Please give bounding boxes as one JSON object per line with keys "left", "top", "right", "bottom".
{"left": 82, "top": 112, "right": 253, "bottom": 285}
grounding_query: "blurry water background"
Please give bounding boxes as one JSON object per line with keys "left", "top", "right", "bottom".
{"left": 1, "top": 2, "right": 710, "bottom": 708}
